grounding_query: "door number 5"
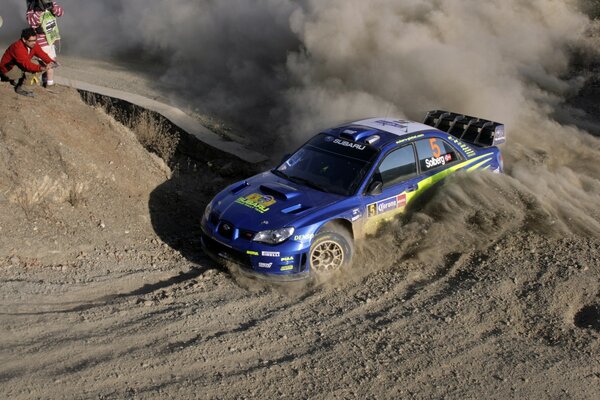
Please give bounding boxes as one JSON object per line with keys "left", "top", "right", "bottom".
{"left": 429, "top": 139, "right": 441, "bottom": 158}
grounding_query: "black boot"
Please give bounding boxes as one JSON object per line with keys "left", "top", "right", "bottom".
{"left": 15, "top": 86, "right": 34, "bottom": 97}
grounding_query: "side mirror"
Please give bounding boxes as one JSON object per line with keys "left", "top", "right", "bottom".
{"left": 367, "top": 181, "right": 383, "bottom": 196}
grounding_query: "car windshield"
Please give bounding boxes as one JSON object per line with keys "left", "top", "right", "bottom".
{"left": 275, "top": 134, "right": 378, "bottom": 196}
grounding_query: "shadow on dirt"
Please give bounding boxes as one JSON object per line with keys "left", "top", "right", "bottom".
{"left": 147, "top": 133, "right": 263, "bottom": 265}
{"left": 574, "top": 302, "right": 600, "bottom": 332}
{"left": 78, "top": 90, "right": 266, "bottom": 265}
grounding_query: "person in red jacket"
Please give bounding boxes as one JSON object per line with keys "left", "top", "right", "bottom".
{"left": 0, "top": 28, "right": 56, "bottom": 97}
{"left": 26, "top": 0, "right": 63, "bottom": 87}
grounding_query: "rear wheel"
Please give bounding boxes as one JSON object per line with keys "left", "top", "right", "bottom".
{"left": 309, "top": 225, "right": 353, "bottom": 275}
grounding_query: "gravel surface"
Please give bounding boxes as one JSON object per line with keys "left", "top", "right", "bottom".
{"left": 0, "top": 75, "right": 599, "bottom": 399}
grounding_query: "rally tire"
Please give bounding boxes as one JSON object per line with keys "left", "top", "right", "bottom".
{"left": 309, "top": 226, "right": 353, "bottom": 275}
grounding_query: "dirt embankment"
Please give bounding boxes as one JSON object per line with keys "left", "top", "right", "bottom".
{"left": 0, "top": 84, "right": 599, "bottom": 399}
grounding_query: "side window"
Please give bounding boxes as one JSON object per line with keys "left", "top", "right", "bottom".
{"left": 377, "top": 145, "right": 417, "bottom": 188}
{"left": 415, "top": 138, "right": 460, "bottom": 172}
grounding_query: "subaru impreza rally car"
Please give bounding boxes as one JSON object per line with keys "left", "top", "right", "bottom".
{"left": 201, "top": 110, "right": 505, "bottom": 280}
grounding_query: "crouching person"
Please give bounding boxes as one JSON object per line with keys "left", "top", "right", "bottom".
{"left": 0, "top": 28, "right": 56, "bottom": 97}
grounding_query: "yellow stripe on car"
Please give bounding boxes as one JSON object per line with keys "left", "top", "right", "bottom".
{"left": 361, "top": 153, "right": 495, "bottom": 236}
{"left": 467, "top": 157, "right": 493, "bottom": 171}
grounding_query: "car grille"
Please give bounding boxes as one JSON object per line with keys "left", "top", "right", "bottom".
{"left": 209, "top": 212, "right": 219, "bottom": 226}
{"left": 240, "top": 229, "right": 256, "bottom": 241}
{"left": 201, "top": 233, "right": 251, "bottom": 267}
{"left": 217, "top": 220, "right": 235, "bottom": 240}
{"left": 211, "top": 216, "right": 255, "bottom": 242}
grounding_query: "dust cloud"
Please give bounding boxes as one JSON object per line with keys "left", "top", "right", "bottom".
{"left": 2, "top": 0, "right": 600, "bottom": 267}
{"left": 285, "top": 0, "right": 600, "bottom": 270}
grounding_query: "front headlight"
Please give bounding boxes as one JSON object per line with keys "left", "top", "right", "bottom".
{"left": 202, "top": 201, "right": 213, "bottom": 222}
{"left": 253, "top": 227, "right": 295, "bottom": 244}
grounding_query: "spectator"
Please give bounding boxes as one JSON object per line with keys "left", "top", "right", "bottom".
{"left": 26, "top": 0, "right": 63, "bottom": 87}
{"left": 0, "top": 28, "right": 56, "bottom": 97}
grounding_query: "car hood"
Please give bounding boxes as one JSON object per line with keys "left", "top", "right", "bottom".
{"left": 211, "top": 172, "right": 340, "bottom": 229}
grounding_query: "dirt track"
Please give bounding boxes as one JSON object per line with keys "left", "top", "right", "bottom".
{"left": 0, "top": 81, "right": 599, "bottom": 399}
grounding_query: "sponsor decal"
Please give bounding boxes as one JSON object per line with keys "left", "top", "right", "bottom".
{"left": 368, "top": 193, "right": 408, "bottom": 217}
{"left": 262, "top": 251, "right": 280, "bottom": 257}
{"left": 281, "top": 256, "right": 294, "bottom": 262}
{"left": 367, "top": 203, "right": 377, "bottom": 218}
{"left": 342, "top": 129, "right": 358, "bottom": 135}
{"left": 446, "top": 135, "right": 475, "bottom": 157}
{"left": 397, "top": 193, "right": 407, "bottom": 207}
{"left": 425, "top": 155, "right": 448, "bottom": 169}
{"left": 377, "top": 198, "right": 398, "bottom": 214}
{"left": 293, "top": 234, "right": 315, "bottom": 242}
{"left": 333, "top": 138, "right": 365, "bottom": 151}
{"left": 493, "top": 126, "right": 506, "bottom": 145}
{"left": 280, "top": 265, "right": 294, "bottom": 271}
{"left": 396, "top": 133, "right": 424, "bottom": 144}
{"left": 258, "top": 262, "right": 273, "bottom": 269}
{"left": 351, "top": 214, "right": 361, "bottom": 222}
{"left": 324, "top": 135, "right": 335, "bottom": 142}
{"left": 246, "top": 250, "right": 259, "bottom": 256}
{"left": 235, "top": 193, "right": 277, "bottom": 214}
{"left": 375, "top": 119, "right": 410, "bottom": 129}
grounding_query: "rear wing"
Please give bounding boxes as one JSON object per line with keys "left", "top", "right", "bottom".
{"left": 423, "top": 110, "right": 506, "bottom": 147}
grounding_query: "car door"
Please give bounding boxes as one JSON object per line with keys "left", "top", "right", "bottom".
{"left": 412, "top": 137, "right": 463, "bottom": 190}
{"left": 361, "top": 144, "right": 421, "bottom": 235}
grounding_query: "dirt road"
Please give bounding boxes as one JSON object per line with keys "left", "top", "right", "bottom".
{"left": 0, "top": 81, "right": 599, "bottom": 399}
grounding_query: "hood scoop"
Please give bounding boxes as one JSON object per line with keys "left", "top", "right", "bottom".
{"left": 230, "top": 181, "right": 249, "bottom": 194}
{"left": 281, "top": 204, "right": 311, "bottom": 215}
{"left": 260, "top": 183, "right": 300, "bottom": 200}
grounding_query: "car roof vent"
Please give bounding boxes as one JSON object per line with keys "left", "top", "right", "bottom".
{"left": 364, "top": 135, "right": 380, "bottom": 145}
{"left": 339, "top": 128, "right": 360, "bottom": 141}
{"left": 339, "top": 127, "right": 379, "bottom": 142}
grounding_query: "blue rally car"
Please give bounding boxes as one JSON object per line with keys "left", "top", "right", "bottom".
{"left": 201, "top": 110, "right": 506, "bottom": 280}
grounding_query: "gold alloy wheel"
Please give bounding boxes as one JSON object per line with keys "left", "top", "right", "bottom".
{"left": 311, "top": 239, "right": 345, "bottom": 272}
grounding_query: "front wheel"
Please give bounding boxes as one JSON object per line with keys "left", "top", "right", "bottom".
{"left": 309, "top": 227, "right": 353, "bottom": 275}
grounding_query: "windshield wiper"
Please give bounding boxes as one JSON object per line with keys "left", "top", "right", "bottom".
{"left": 272, "top": 169, "right": 330, "bottom": 193}
{"left": 271, "top": 169, "right": 290, "bottom": 180}
{"left": 287, "top": 175, "right": 330, "bottom": 193}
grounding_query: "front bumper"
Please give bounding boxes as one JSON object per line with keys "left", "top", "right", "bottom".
{"left": 200, "top": 231, "right": 311, "bottom": 281}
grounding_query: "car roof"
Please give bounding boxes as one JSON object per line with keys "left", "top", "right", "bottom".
{"left": 323, "top": 117, "right": 438, "bottom": 150}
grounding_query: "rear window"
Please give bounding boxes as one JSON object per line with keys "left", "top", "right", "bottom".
{"left": 415, "top": 138, "right": 460, "bottom": 172}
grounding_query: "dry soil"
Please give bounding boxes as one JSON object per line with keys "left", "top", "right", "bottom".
{"left": 0, "top": 81, "right": 599, "bottom": 399}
